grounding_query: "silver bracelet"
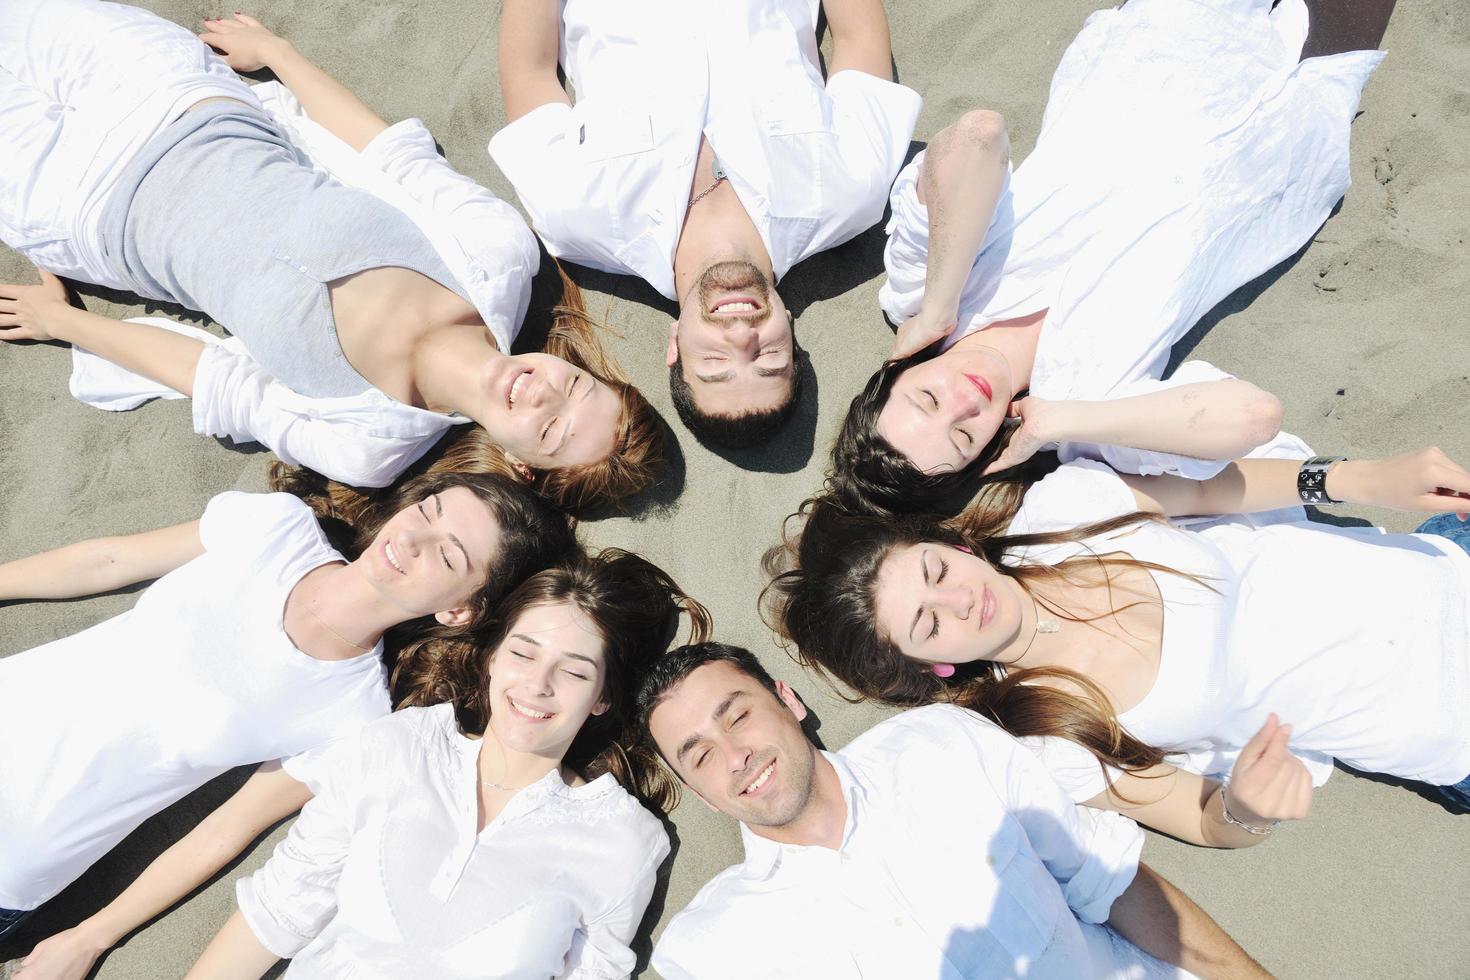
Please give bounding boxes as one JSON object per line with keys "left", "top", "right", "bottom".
{"left": 1218, "top": 775, "right": 1278, "bottom": 836}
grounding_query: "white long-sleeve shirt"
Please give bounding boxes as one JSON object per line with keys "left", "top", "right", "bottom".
{"left": 239, "top": 704, "right": 670, "bottom": 979}
{"left": 653, "top": 705, "right": 1182, "bottom": 980}
{"left": 66, "top": 79, "right": 537, "bottom": 488}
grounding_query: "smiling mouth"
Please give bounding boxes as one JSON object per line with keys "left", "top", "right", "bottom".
{"left": 709, "top": 295, "right": 763, "bottom": 317}
{"left": 507, "top": 696, "right": 555, "bottom": 722}
{"left": 507, "top": 369, "right": 531, "bottom": 410}
{"left": 963, "top": 372, "right": 993, "bottom": 402}
{"left": 383, "top": 539, "right": 406, "bottom": 575}
{"left": 740, "top": 760, "right": 776, "bottom": 796}
{"left": 979, "top": 587, "right": 995, "bottom": 628}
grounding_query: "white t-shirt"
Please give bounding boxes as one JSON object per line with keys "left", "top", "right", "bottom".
{"left": 655, "top": 705, "right": 1179, "bottom": 980}
{"left": 1009, "top": 461, "right": 1470, "bottom": 797}
{"left": 0, "top": 492, "right": 390, "bottom": 911}
{"left": 879, "top": 0, "right": 1381, "bottom": 476}
{"left": 239, "top": 704, "right": 669, "bottom": 979}
{"left": 489, "top": 0, "right": 922, "bottom": 301}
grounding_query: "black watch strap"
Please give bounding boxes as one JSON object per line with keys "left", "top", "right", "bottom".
{"left": 1298, "top": 455, "right": 1346, "bottom": 504}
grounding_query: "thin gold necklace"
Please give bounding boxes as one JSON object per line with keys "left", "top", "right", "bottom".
{"left": 302, "top": 603, "right": 375, "bottom": 652}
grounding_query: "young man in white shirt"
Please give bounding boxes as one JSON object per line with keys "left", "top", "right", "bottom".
{"left": 492, "top": 0, "right": 922, "bottom": 449}
{"left": 636, "top": 642, "right": 1270, "bottom": 979}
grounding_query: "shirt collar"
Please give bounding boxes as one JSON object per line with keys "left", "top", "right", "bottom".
{"left": 737, "top": 750, "right": 867, "bottom": 880}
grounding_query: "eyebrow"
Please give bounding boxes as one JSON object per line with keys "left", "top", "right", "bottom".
{"left": 695, "top": 369, "right": 736, "bottom": 384}
{"left": 908, "top": 552, "right": 929, "bottom": 641}
{"left": 754, "top": 365, "right": 789, "bottom": 378}
{"left": 674, "top": 690, "right": 745, "bottom": 764}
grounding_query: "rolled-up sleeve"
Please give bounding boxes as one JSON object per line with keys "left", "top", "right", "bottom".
{"left": 562, "top": 833, "right": 670, "bottom": 980}
{"left": 192, "top": 343, "right": 455, "bottom": 488}
{"left": 237, "top": 744, "right": 359, "bottom": 958}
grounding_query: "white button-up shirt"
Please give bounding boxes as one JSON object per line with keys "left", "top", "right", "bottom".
{"left": 63, "top": 80, "right": 537, "bottom": 488}
{"left": 489, "top": 0, "right": 922, "bottom": 301}
{"left": 879, "top": 0, "right": 1381, "bottom": 480}
{"left": 653, "top": 705, "right": 1182, "bottom": 980}
{"left": 238, "top": 704, "right": 670, "bottom": 979}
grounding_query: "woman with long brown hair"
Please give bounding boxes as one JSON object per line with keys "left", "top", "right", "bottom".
{"left": 0, "top": 469, "right": 576, "bottom": 952}
{"left": 0, "top": 5, "right": 664, "bottom": 508}
{"left": 14, "top": 549, "right": 708, "bottom": 980}
{"left": 767, "top": 450, "right": 1470, "bottom": 848}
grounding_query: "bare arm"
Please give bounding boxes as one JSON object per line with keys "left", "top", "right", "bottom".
{"left": 186, "top": 912, "right": 281, "bottom": 980}
{"left": 891, "top": 110, "right": 1011, "bottom": 358}
{"left": 498, "top": 0, "right": 569, "bottom": 123}
{"left": 1108, "top": 863, "right": 1271, "bottom": 978}
{"left": 1122, "top": 446, "right": 1470, "bottom": 519}
{"left": 0, "top": 271, "right": 204, "bottom": 395}
{"left": 1085, "top": 717, "right": 1311, "bottom": 849}
{"left": 0, "top": 521, "right": 202, "bottom": 603}
{"left": 198, "top": 15, "right": 388, "bottom": 152}
{"left": 15, "top": 766, "right": 311, "bottom": 980}
{"left": 821, "top": 0, "right": 896, "bottom": 79}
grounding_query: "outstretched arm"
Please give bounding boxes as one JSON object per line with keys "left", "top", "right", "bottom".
{"left": 498, "top": 0, "right": 569, "bottom": 123}
{"left": 1108, "top": 862, "right": 1270, "bottom": 979}
{"left": 0, "top": 521, "right": 202, "bottom": 603}
{"left": 0, "top": 270, "right": 203, "bottom": 396}
{"left": 198, "top": 14, "right": 388, "bottom": 152}
{"left": 822, "top": 0, "right": 895, "bottom": 79}
{"left": 1122, "top": 446, "right": 1470, "bottom": 519}
{"left": 891, "top": 110, "right": 1011, "bottom": 358}
{"left": 15, "top": 766, "right": 311, "bottom": 980}
{"left": 986, "top": 379, "right": 1284, "bottom": 475}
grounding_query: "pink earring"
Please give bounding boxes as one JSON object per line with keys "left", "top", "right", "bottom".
{"left": 931, "top": 662, "right": 956, "bottom": 679}
{"left": 955, "top": 545, "right": 973, "bottom": 554}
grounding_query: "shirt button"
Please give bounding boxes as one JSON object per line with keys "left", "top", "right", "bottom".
{"left": 894, "top": 917, "right": 905, "bottom": 928}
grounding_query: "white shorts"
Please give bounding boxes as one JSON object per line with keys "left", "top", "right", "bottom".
{"left": 0, "top": 0, "right": 256, "bottom": 286}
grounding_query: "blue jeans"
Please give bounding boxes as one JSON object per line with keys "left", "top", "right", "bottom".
{"left": 1418, "top": 514, "right": 1470, "bottom": 806}
{"left": 0, "top": 905, "right": 32, "bottom": 940}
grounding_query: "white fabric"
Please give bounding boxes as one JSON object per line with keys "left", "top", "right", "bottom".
{"left": 69, "top": 318, "right": 466, "bottom": 488}
{"left": 489, "top": 0, "right": 922, "bottom": 301}
{"left": 0, "top": 0, "right": 535, "bottom": 487}
{"left": 238, "top": 704, "right": 668, "bottom": 980}
{"left": 880, "top": 0, "right": 1381, "bottom": 476}
{"left": 653, "top": 705, "right": 1182, "bottom": 980}
{"left": 1009, "top": 461, "right": 1470, "bottom": 797}
{"left": 0, "top": 492, "right": 390, "bottom": 911}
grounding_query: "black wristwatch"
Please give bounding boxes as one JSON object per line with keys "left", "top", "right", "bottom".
{"left": 1298, "top": 455, "right": 1346, "bottom": 504}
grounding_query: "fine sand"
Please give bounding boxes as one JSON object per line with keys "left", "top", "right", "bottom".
{"left": 3, "top": 1, "right": 1468, "bottom": 977}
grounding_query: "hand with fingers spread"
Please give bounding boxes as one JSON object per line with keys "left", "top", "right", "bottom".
{"left": 980, "top": 395, "right": 1053, "bottom": 475}
{"left": 1328, "top": 448, "right": 1470, "bottom": 521}
{"left": 890, "top": 307, "right": 959, "bottom": 361}
{"left": 198, "top": 12, "right": 289, "bottom": 72}
{"left": 0, "top": 268, "right": 71, "bottom": 342}
{"left": 1221, "top": 713, "right": 1313, "bottom": 831}
{"left": 14, "top": 925, "right": 109, "bottom": 980}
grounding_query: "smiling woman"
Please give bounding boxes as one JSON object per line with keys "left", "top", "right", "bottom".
{"left": 180, "top": 549, "right": 710, "bottom": 979}
{"left": 0, "top": 468, "right": 576, "bottom": 951}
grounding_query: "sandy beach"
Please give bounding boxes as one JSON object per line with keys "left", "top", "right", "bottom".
{"left": 2, "top": 0, "right": 1468, "bottom": 976}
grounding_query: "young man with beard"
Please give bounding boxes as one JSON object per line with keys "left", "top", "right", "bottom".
{"left": 492, "top": 0, "right": 921, "bottom": 449}
{"left": 637, "top": 643, "right": 1270, "bottom": 979}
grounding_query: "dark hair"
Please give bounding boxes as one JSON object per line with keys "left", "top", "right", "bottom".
{"left": 401, "top": 549, "right": 710, "bottom": 815}
{"left": 762, "top": 494, "right": 1214, "bottom": 779}
{"left": 668, "top": 343, "right": 807, "bottom": 450}
{"left": 322, "top": 471, "right": 579, "bottom": 704}
{"left": 634, "top": 641, "right": 781, "bottom": 740}
{"left": 269, "top": 264, "right": 666, "bottom": 514}
{"left": 827, "top": 343, "right": 1028, "bottom": 520}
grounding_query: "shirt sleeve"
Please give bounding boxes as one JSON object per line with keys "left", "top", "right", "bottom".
{"left": 198, "top": 491, "right": 311, "bottom": 559}
{"left": 940, "top": 707, "right": 1142, "bottom": 925}
{"left": 191, "top": 343, "right": 456, "bottom": 489}
{"left": 561, "top": 830, "right": 671, "bottom": 980}
{"left": 361, "top": 119, "right": 539, "bottom": 349}
{"left": 236, "top": 735, "right": 361, "bottom": 958}
{"left": 1007, "top": 459, "right": 1141, "bottom": 539}
{"left": 800, "top": 70, "right": 922, "bottom": 261}
{"left": 1020, "top": 735, "right": 1121, "bottom": 803}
